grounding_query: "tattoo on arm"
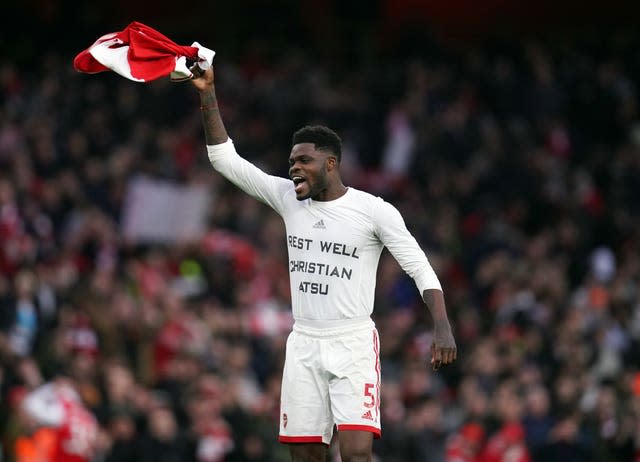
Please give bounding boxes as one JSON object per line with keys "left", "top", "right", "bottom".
{"left": 199, "top": 89, "right": 228, "bottom": 145}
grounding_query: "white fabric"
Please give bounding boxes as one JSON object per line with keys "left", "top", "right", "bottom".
{"left": 22, "top": 383, "right": 65, "bottom": 426}
{"left": 87, "top": 33, "right": 143, "bottom": 81}
{"left": 207, "top": 140, "right": 442, "bottom": 322}
{"left": 170, "top": 41, "right": 215, "bottom": 82}
{"left": 279, "top": 325, "right": 381, "bottom": 444}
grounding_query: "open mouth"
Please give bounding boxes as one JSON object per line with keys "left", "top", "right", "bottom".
{"left": 292, "top": 176, "right": 307, "bottom": 193}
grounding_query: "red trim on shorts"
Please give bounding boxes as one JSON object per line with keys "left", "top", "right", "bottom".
{"left": 337, "top": 424, "right": 382, "bottom": 439}
{"left": 279, "top": 435, "right": 325, "bottom": 444}
{"left": 372, "top": 329, "right": 381, "bottom": 422}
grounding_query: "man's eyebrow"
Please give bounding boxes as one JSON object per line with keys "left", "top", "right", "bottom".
{"left": 290, "top": 153, "right": 311, "bottom": 160}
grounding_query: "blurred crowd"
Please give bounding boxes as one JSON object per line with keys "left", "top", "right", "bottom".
{"left": 1, "top": 24, "right": 640, "bottom": 462}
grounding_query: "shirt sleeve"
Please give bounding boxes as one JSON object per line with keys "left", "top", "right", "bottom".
{"left": 207, "top": 138, "right": 291, "bottom": 215}
{"left": 373, "top": 198, "right": 442, "bottom": 294}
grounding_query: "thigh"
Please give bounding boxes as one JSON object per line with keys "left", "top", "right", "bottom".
{"left": 327, "top": 328, "right": 381, "bottom": 438}
{"left": 279, "top": 331, "right": 334, "bottom": 445}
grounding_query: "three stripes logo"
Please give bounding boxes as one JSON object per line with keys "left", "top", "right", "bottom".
{"left": 313, "top": 219, "right": 326, "bottom": 229}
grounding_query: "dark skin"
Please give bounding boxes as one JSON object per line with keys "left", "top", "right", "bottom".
{"left": 288, "top": 142, "right": 347, "bottom": 201}
{"left": 190, "top": 65, "right": 456, "bottom": 461}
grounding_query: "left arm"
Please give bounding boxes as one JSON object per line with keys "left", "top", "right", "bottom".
{"left": 373, "top": 199, "right": 456, "bottom": 370}
{"left": 422, "top": 288, "right": 456, "bottom": 370}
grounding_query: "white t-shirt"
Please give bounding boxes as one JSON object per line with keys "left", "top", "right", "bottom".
{"left": 207, "top": 139, "right": 441, "bottom": 322}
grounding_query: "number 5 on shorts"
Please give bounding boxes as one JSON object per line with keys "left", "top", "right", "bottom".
{"left": 364, "top": 383, "right": 375, "bottom": 408}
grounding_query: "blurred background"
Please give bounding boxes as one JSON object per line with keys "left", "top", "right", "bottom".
{"left": 2, "top": 1, "right": 640, "bottom": 461}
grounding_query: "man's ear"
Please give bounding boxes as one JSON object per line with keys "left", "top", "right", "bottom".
{"left": 326, "top": 155, "right": 338, "bottom": 171}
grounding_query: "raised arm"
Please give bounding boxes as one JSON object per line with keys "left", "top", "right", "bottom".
{"left": 188, "top": 65, "right": 291, "bottom": 213}
{"left": 190, "top": 66, "right": 228, "bottom": 145}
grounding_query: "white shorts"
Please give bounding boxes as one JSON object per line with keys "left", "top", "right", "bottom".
{"left": 278, "top": 317, "right": 381, "bottom": 445}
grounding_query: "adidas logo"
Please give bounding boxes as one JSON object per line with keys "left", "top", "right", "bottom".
{"left": 361, "top": 410, "right": 373, "bottom": 421}
{"left": 313, "top": 219, "right": 326, "bottom": 229}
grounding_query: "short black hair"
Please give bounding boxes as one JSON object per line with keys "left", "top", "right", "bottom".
{"left": 292, "top": 125, "right": 342, "bottom": 162}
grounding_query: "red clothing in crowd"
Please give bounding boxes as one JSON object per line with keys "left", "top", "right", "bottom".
{"left": 478, "top": 423, "right": 531, "bottom": 462}
{"left": 22, "top": 382, "right": 99, "bottom": 462}
{"left": 446, "top": 422, "right": 485, "bottom": 462}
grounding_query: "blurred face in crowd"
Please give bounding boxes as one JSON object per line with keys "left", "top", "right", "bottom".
{"left": 109, "top": 414, "right": 136, "bottom": 440}
{"left": 0, "top": 178, "right": 15, "bottom": 204}
{"left": 288, "top": 143, "right": 337, "bottom": 201}
{"left": 495, "top": 381, "right": 524, "bottom": 422}
{"left": 525, "top": 384, "right": 551, "bottom": 418}
{"left": 596, "top": 386, "right": 617, "bottom": 419}
{"left": 148, "top": 407, "right": 178, "bottom": 442}
{"left": 104, "top": 363, "right": 134, "bottom": 402}
{"left": 15, "top": 269, "right": 37, "bottom": 298}
{"left": 554, "top": 373, "right": 580, "bottom": 408}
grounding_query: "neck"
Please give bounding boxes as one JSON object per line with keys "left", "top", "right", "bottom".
{"left": 313, "top": 180, "right": 348, "bottom": 201}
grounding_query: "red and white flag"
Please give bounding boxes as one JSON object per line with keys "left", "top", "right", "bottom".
{"left": 73, "top": 21, "right": 214, "bottom": 82}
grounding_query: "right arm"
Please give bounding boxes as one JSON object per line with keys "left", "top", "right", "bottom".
{"left": 191, "top": 66, "right": 228, "bottom": 145}
{"left": 190, "top": 66, "right": 290, "bottom": 211}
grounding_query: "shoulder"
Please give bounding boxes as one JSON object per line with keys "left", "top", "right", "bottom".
{"left": 339, "top": 188, "right": 386, "bottom": 221}
{"left": 345, "top": 187, "right": 382, "bottom": 207}
{"left": 344, "top": 188, "right": 403, "bottom": 228}
{"left": 369, "top": 194, "right": 405, "bottom": 228}
{"left": 349, "top": 188, "right": 398, "bottom": 207}
{"left": 351, "top": 189, "right": 397, "bottom": 214}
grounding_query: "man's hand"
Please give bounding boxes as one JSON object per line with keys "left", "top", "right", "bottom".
{"left": 422, "top": 289, "right": 457, "bottom": 371}
{"left": 190, "top": 65, "right": 214, "bottom": 92}
{"left": 430, "top": 319, "right": 457, "bottom": 371}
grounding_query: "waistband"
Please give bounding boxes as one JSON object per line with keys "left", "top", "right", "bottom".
{"left": 293, "top": 316, "right": 375, "bottom": 337}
